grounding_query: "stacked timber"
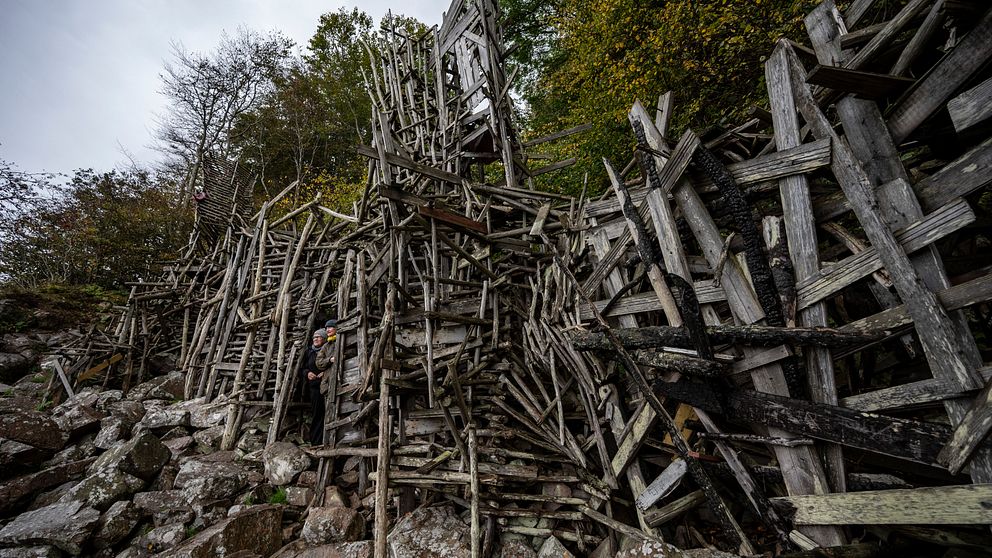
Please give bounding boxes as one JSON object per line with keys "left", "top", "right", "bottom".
{"left": 43, "top": 0, "right": 992, "bottom": 556}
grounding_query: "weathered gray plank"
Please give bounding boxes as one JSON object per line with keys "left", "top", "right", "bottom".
{"left": 774, "top": 485, "right": 992, "bottom": 525}
{"left": 948, "top": 76, "right": 992, "bottom": 133}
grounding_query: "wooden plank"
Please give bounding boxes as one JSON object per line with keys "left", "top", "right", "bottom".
{"left": 948, "top": 76, "right": 992, "bottom": 133}
{"left": 636, "top": 459, "right": 687, "bottom": 510}
{"left": 844, "top": 0, "right": 876, "bottom": 29}
{"left": 843, "top": 367, "right": 992, "bottom": 413}
{"left": 578, "top": 280, "right": 726, "bottom": 321}
{"left": 76, "top": 353, "right": 123, "bottom": 383}
{"left": 844, "top": 0, "right": 931, "bottom": 71}
{"left": 915, "top": 136, "right": 992, "bottom": 213}
{"left": 887, "top": 7, "right": 992, "bottom": 142}
{"left": 655, "top": 380, "right": 961, "bottom": 468}
{"left": 631, "top": 98, "right": 841, "bottom": 547}
{"left": 938, "top": 377, "right": 992, "bottom": 474}
{"left": 418, "top": 205, "right": 489, "bottom": 235}
{"left": 805, "top": 64, "right": 914, "bottom": 98}
{"left": 768, "top": 38, "right": 845, "bottom": 493}
{"left": 785, "top": 44, "right": 986, "bottom": 392}
{"left": 795, "top": 197, "right": 975, "bottom": 309}
{"left": 521, "top": 123, "right": 592, "bottom": 147}
{"left": 891, "top": 0, "right": 946, "bottom": 76}
{"left": 644, "top": 490, "right": 706, "bottom": 527}
{"left": 358, "top": 144, "right": 464, "bottom": 185}
{"left": 774, "top": 485, "right": 992, "bottom": 525}
{"left": 611, "top": 403, "right": 658, "bottom": 478}
{"left": 840, "top": 272, "right": 992, "bottom": 335}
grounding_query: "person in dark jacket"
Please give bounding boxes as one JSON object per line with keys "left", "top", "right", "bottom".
{"left": 301, "top": 328, "right": 328, "bottom": 445}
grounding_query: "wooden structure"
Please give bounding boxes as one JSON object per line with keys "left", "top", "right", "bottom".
{"left": 51, "top": 0, "right": 992, "bottom": 555}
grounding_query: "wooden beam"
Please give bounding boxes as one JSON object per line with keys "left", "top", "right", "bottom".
{"left": 887, "top": 8, "right": 992, "bottom": 142}
{"left": 774, "top": 485, "right": 992, "bottom": 525}
{"left": 806, "top": 64, "right": 913, "bottom": 98}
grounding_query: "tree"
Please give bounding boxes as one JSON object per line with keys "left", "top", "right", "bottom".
{"left": 0, "top": 170, "right": 190, "bottom": 289}
{"left": 156, "top": 27, "right": 291, "bottom": 199}
{"left": 502, "top": 0, "right": 818, "bottom": 195}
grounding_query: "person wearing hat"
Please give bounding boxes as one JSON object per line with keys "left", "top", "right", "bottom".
{"left": 300, "top": 328, "right": 329, "bottom": 445}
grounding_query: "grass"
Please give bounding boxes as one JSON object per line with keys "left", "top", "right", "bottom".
{"left": 268, "top": 488, "right": 287, "bottom": 505}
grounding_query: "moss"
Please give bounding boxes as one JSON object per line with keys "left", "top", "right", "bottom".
{"left": 268, "top": 487, "right": 288, "bottom": 505}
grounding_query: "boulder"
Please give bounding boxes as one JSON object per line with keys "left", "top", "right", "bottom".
{"left": 126, "top": 372, "right": 184, "bottom": 402}
{"left": 89, "top": 433, "right": 170, "bottom": 480}
{"left": 43, "top": 435, "right": 97, "bottom": 468}
{"left": 500, "top": 540, "right": 537, "bottom": 558}
{"left": 285, "top": 486, "right": 314, "bottom": 507}
{"left": 94, "top": 389, "right": 124, "bottom": 411}
{"left": 167, "top": 504, "right": 283, "bottom": 558}
{"left": 50, "top": 391, "right": 105, "bottom": 438}
{"left": 105, "top": 400, "right": 146, "bottom": 425}
{"left": 274, "top": 541, "right": 374, "bottom": 558}
{"left": 301, "top": 506, "right": 365, "bottom": 545}
{"left": 262, "top": 442, "right": 311, "bottom": 486}
{"left": 0, "top": 457, "right": 94, "bottom": 514}
{"left": 322, "top": 486, "right": 348, "bottom": 508}
{"left": 163, "top": 436, "right": 195, "bottom": 457}
{"left": 93, "top": 500, "right": 141, "bottom": 549}
{"left": 0, "top": 352, "right": 33, "bottom": 383}
{"left": 133, "top": 490, "right": 194, "bottom": 526}
{"left": 173, "top": 459, "right": 248, "bottom": 504}
{"left": 0, "top": 439, "right": 47, "bottom": 480}
{"left": 57, "top": 467, "right": 146, "bottom": 510}
{"left": 95, "top": 417, "right": 129, "bottom": 450}
{"left": 386, "top": 505, "right": 471, "bottom": 558}
{"left": 0, "top": 500, "right": 101, "bottom": 555}
{"left": 135, "top": 523, "right": 187, "bottom": 553}
{"left": 614, "top": 540, "right": 694, "bottom": 558}
{"left": 0, "top": 408, "right": 67, "bottom": 450}
{"left": 537, "top": 536, "right": 574, "bottom": 558}
{"left": 188, "top": 400, "right": 227, "bottom": 429}
{"left": 138, "top": 408, "right": 190, "bottom": 431}
{"left": 192, "top": 425, "right": 225, "bottom": 449}
{"left": 0, "top": 545, "right": 64, "bottom": 557}
{"left": 29, "top": 480, "right": 80, "bottom": 511}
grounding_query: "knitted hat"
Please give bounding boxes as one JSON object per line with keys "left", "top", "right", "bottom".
{"left": 324, "top": 319, "right": 337, "bottom": 328}
{"left": 313, "top": 329, "right": 328, "bottom": 340}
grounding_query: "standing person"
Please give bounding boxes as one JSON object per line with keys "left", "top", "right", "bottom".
{"left": 300, "top": 328, "right": 328, "bottom": 445}
{"left": 316, "top": 319, "right": 337, "bottom": 371}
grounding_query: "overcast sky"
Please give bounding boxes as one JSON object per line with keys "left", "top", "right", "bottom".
{"left": 0, "top": 0, "right": 449, "bottom": 176}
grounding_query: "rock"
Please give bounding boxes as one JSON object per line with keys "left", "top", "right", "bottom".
{"left": 0, "top": 546, "right": 64, "bottom": 557}
{"left": 126, "top": 372, "right": 184, "bottom": 402}
{"left": 0, "top": 408, "right": 67, "bottom": 450}
{"left": 89, "top": 433, "right": 170, "bottom": 480}
{"left": 43, "top": 435, "right": 97, "bottom": 468}
{"left": 537, "top": 536, "right": 574, "bottom": 558}
{"left": 138, "top": 408, "right": 190, "bottom": 430}
{"left": 322, "top": 486, "right": 348, "bottom": 508}
{"left": 285, "top": 486, "right": 314, "bottom": 507}
{"left": 93, "top": 500, "right": 141, "bottom": 549}
{"left": 614, "top": 540, "right": 691, "bottom": 558}
{"left": 94, "top": 390, "right": 124, "bottom": 411}
{"left": 297, "top": 471, "right": 317, "bottom": 487}
{"left": 105, "top": 400, "right": 146, "bottom": 425}
{"left": 95, "top": 416, "right": 129, "bottom": 450}
{"left": 275, "top": 541, "right": 374, "bottom": 558}
{"left": 57, "top": 467, "right": 146, "bottom": 510}
{"left": 192, "top": 425, "right": 225, "bottom": 450}
{"left": 173, "top": 459, "right": 248, "bottom": 504}
{"left": 0, "top": 439, "right": 47, "bottom": 480}
{"left": 29, "top": 480, "right": 80, "bottom": 511}
{"left": 684, "top": 550, "right": 742, "bottom": 558}
{"left": 133, "top": 490, "right": 189, "bottom": 514}
{"left": 135, "top": 523, "right": 187, "bottom": 553}
{"left": 50, "top": 391, "right": 105, "bottom": 438}
{"left": 387, "top": 505, "right": 471, "bottom": 558}
{"left": 188, "top": 399, "right": 227, "bottom": 429}
{"left": 500, "top": 539, "right": 537, "bottom": 558}
{"left": 148, "top": 464, "right": 178, "bottom": 493}
{"left": 0, "top": 352, "right": 33, "bottom": 383}
{"left": 167, "top": 504, "right": 283, "bottom": 558}
{"left": 301, "top": 506, "right": 365, "bottom": 545}
{"left": 0, "top": 457, "right": 95, "bottom": 514}
{"left": 0, "top": 500, "right": 101, "bottom": 555}
{"left": 163, "top": 436, "right": 195, "bottom": 457}
{"left": 262, "top": 442, "right": 311, "bottom": 486}
{"left": 235, "top": 431, "right": 266, "bottom": 457}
